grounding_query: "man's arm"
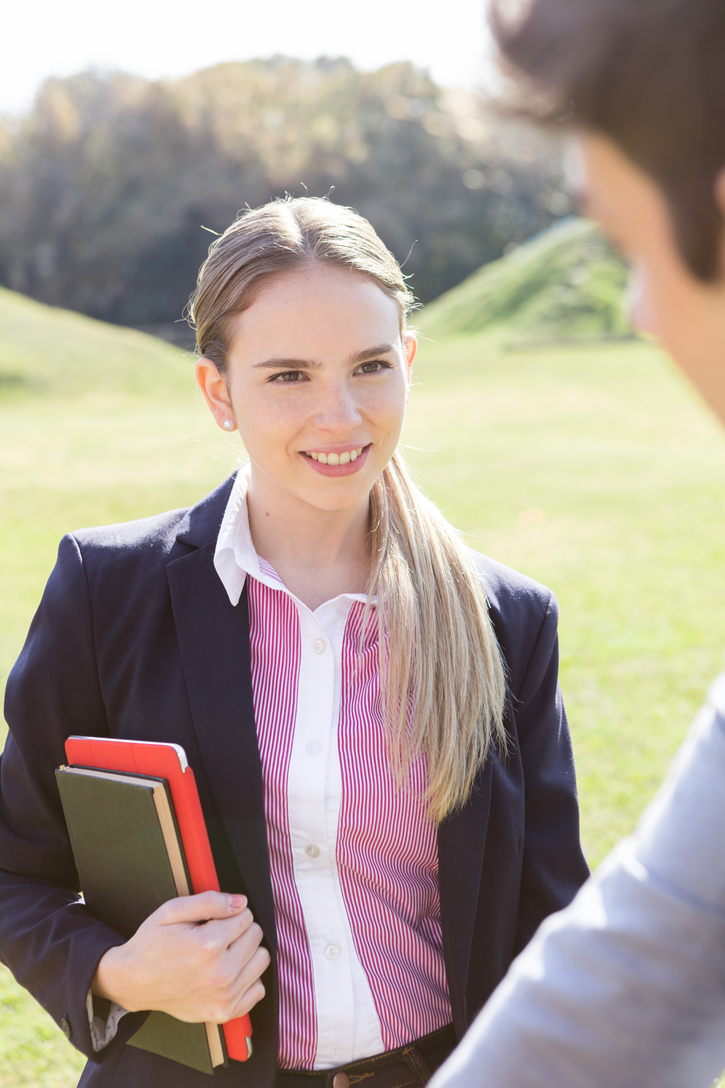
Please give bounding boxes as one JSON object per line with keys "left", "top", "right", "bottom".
{"left": 432, "top": 673, "right": 725, "bottom": 1088}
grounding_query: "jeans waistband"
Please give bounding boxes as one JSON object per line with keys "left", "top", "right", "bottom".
{"left": 275, "top": 1023, "right": 457, "bottom": 1088}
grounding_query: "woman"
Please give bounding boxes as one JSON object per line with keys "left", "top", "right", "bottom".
{"left": 0, "top": 197, "right": 588, "bottom": 1088}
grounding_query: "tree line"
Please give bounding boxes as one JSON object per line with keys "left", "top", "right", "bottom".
{"left": 0, "top": 56, "right": 570, "bottom": 329}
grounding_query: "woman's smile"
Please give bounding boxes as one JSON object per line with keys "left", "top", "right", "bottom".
{"left": 301, "top": 444, "right": 371, "bottom": 475}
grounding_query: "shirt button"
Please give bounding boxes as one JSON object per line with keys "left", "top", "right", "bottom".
{"left": 306, "top": 740, "right": 322, "bottom": 755}
{"left": 312, "top": 639, "right": 326, "bottom": 654}
{"left": 324, "top": 944, "right": 340, "bottom": 960}
{"left": 305, "top": 844, "right": 320, "bottom": 859}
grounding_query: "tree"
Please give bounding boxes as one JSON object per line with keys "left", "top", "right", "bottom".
{"left": 0, "top": 58, "right": 568, "bottom": 326}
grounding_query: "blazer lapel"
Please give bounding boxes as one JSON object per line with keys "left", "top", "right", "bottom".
{"left": 166, "top": 530, "right": 276, "bottom": 955}
{"left": 437, "top": 759, "right": 492, "bottom": 1034}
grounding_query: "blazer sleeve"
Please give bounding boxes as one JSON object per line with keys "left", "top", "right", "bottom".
{"left": 0, "top": 534, "right": 134, "bottom": 1062}
{"left": 512, "top": 592, "right": 589, "bottom": 953}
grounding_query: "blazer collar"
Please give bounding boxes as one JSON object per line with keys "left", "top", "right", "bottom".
{"left": 175, "top": 470, "right": 240, "bottom": 551}
{"left": 167, "top": 484, "right": 276, "bottom": 953}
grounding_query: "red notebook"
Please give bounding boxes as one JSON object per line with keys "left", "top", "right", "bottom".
{"left": 65, "top": 735, "right": 253, "bottom": 1063}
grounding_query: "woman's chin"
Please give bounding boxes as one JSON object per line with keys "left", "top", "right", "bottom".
{"left": 248, "top": 448, "right": 387, "bottom": 514}
{"left": 295, "top": 468, "right": 378, "bottom": 513}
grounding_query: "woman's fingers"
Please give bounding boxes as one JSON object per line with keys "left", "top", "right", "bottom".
{"left": 227, "top": 917, "right": 266, "bottom": 960}
{"left": 93, "top": 891, "right": 269, "bottom": 1021}
{"left": 229, "top": 975, "right": 267, "bottom": 1021}
{"left": 207, "top": 943, "right": 272, "bottom": 1023}
{"left": 155, "top": 891, "right": 247, "bottom": 927}
{"left": 188, "top": 911, "right": 259, "bottom": 968}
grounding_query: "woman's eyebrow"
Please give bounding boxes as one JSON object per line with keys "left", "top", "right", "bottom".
{"left": 253, "top": 357, "right": 323, "bottom": 370}
{"left": 253, "top": 344, "right": 396, "bottom": 370}
{"left": 349, "top": 343, "right": 396, "bottom": 363}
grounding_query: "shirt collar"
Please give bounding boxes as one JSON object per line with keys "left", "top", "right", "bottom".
{"left": 214, "top": 464, "right": 265, "bottom": 605}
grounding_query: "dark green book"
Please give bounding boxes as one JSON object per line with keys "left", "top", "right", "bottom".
{"left": 55, "top": 765, "right": 228, "bottom": 1075}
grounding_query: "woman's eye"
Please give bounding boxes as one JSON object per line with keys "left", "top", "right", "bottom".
{"left": 358, "top": 361, "right": 389, "bottom": 374}
{"left": 272, "top": 370, "right": 303, "bottom": 382}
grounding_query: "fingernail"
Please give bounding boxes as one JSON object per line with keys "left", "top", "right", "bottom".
{"left": 229, "top": 895, "right": 247, "bottom": 911}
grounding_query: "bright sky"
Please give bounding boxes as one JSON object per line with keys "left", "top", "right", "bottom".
{"left": 3, "top": 0, "right": 494, "bottom": 115}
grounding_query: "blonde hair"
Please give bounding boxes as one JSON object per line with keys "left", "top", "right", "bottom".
{"left": 189, "top": 197, "right": 507, "bottom": 822}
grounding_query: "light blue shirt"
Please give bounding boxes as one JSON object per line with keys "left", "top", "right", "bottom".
{"left": 431, "top": 672, "right": 725, "bottom": 1088}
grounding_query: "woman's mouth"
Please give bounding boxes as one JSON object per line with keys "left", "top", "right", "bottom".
{"left": 301, "top": 444, "right": 370, "bottom": 475}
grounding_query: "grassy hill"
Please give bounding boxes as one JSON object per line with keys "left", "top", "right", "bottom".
{"left": 0, "top": 286, "right": 192, "bottom": 399}
{"left": 419, "top": 217, "right": 630, "bottom": 345}
{"left": 2, "top": 266, "right": 725, "bottom": 1087}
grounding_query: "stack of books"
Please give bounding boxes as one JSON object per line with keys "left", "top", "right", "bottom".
{"left": 56, "top": 736, "right": 253, "bottom": 1076}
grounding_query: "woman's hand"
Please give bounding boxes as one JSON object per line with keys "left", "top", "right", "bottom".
{"left": 92, "top": 891, "right": 270, "bottom": 1023}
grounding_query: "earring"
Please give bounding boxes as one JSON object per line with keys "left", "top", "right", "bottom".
{"left": 223, "top": 419, "right": 234, "bottom": 431}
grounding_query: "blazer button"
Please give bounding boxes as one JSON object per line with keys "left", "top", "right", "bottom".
{"left": 332, "top": 1075, "right": 350, "bottom": 1088}
{"left": 61, "top": 1016, "right": 72, "bottom": 1040}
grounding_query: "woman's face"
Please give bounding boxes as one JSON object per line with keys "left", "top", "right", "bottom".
{"left": 571, "top": 131, "right": 725, "bottom": 424}
{"left": 197, "top": 263, "right": 416, "bottom": 514}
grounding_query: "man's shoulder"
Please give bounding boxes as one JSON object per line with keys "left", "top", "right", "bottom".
{"left": 709, "top": 671, "right": 725, "bottom": 717}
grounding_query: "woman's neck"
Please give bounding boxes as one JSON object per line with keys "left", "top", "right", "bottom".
{"left": 246, "top": 472, "right": 371, "bottom": 612}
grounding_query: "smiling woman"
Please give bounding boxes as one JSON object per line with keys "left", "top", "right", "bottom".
{"left": 0, "top": 196, "right": 589, "bottom": 1088}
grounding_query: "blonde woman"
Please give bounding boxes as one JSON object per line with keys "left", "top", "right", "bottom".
{"left": 0, "top": 198, "right": 588, "bottom": 1088}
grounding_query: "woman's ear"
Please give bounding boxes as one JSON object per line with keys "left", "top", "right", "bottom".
{"left": 403, "top": 334, "right": 417, "bottom": 404}
{"left": 403, "top": 333, "right": 417, "bottom": 377}
{"left": 716, "top": 167, "right": 725, "bottom": 278}
{"left": 195, "top": 357, "right": 237, "bottom": 432}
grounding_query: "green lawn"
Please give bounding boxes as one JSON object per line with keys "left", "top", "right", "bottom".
{"left": 2, "top": 296, "right": 725, "bottom": 1083}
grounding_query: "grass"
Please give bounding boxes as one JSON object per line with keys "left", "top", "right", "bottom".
{"left": 0, "top": 969, "right": 89, "bottom": 1088}
{"left": 408, "top": 328, "right": 725, "bottom": 862}
{"left": 419, "top": 217, "right": 630, "bottom": 343}
{"left": 2, "top": 279, "right": 725, "bottom": 1085}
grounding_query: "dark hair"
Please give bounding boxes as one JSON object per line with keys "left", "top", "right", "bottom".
{"left": 491, "top": 0, "right": 725, "bottom": 280}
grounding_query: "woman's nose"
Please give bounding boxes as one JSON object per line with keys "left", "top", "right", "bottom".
{"left": 312, "top": 381, "right": 363, "bottom": 432}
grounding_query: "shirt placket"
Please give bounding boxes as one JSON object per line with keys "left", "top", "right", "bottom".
{"left": 286, "top": 599, "right": 356, "bottom": 1067}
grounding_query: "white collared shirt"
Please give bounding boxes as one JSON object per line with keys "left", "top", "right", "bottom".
{"left": 215, "top": 466, "right": 450, "bottom": 1070}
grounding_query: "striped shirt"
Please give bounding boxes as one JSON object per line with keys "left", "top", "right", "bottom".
{"left": 214, "top": 468, "right": 452, "bottom": 1070}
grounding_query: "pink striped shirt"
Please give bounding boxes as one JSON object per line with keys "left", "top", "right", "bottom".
{"left": 214, "top": 469, "right": 452, "bottom": 1070}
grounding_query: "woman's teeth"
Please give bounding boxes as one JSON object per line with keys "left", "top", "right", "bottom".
{"left": 308, "top": 447, "right": 364, "bottom": 465}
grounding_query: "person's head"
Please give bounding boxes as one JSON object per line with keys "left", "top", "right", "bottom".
{"left": 192, "top": 197, "right": 416, "bottom": 519}
{"left": 189, "top": 197, "right": 507, "bottom": 821}
{"left": 491, "top": 0, "right": 725, "bottom": 422}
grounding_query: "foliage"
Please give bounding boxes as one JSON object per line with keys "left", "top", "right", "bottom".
{"left": 420, "top": 217, "right": 630, "bottom": 343}
{"left": 2, "top": 288, "right": 725, "bottom": 1085}
{"left": 0, "top": 58, "right": 567, "bottom": 326}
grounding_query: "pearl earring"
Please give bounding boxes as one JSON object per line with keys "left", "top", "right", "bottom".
{"left": 223, "top": 419, "right": 234, "bottom": 431}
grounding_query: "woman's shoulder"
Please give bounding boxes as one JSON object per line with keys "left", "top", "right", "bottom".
{"left": 66, "top": 474, "right": 237, "bottom": 567}
{"left": 469, "top": 549, "right": 557, "bottom": 621}
{"left": 71, "top": 505, "right": 190, "bottom": 557}
{"left": 468, "top": 549, "right": 559, "bottom": 682}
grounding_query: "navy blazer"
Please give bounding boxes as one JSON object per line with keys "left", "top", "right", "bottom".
{"left": 0, "top": 473, "right": 589, "bottom": 1088}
